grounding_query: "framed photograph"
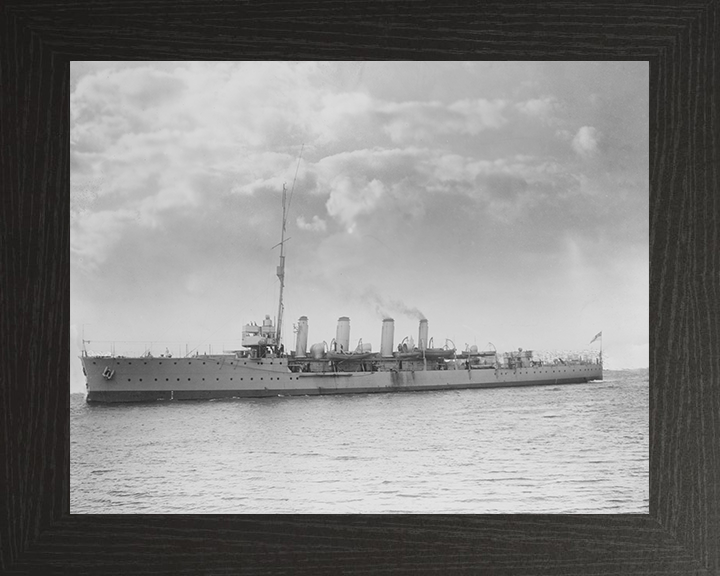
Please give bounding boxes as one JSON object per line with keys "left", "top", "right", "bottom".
{"left": 3, "top": 2, "right": 718, "bottom": 574}
{"left": 70, "top": 60, "right": 644, "bottom": 517}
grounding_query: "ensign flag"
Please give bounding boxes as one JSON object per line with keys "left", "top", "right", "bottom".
{"left": 590, "top": 331, "right": 602, "bottom": 344}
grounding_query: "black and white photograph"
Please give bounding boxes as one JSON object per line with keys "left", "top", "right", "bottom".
{"left": 70, "top": 61, "right": 648, "bottom": 514}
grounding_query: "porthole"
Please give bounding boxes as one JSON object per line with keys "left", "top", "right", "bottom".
{"left": 174, "top": 362, "right": 177, "bottom": 365}
{"left": 139, "top": 379, "right": 142, "bottom": 382}
{"left": 177, "top": 378, "right": 180, "bottom": 381}
{"left": 154, "top": 378, "right": 157, "bottom": 381}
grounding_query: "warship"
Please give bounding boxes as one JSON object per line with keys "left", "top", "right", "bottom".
{"left": 81, "top": 185, "right": 602, "bottom": 403}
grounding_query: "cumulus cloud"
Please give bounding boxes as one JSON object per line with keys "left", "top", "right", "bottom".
{"left": 315, "top": 92, "right": 375, "bottom": 144}
{"left": 70, "top": 64, "right": 327, "bottom": 264}
{"left": 73, "top": 66, "right": 187, "bottom": 111}
{"left": 572, "top": 126, "right": 600, "bottom": 157}
{"left": 381, "top": 99, "right": 507, "bottom": 143}
{"left": 325, "top": 177, "right": 386, "bottom": 233}
{"left": 515, "top": 96, "right": 558, "bottom": 123}
{"left": 310, "top": 147, "right": 429, "bottom": 230}
{"left": 307, "top": 140, "right": 589, "bottom": 232}
{"left": 447, "top": 99, "right": 508, "bottom": 131}
{"left": 297, "top": 215, "right": 327, "bottom": 232}
{"left": 70, "top": 62, "right": 521, "bottom": 261}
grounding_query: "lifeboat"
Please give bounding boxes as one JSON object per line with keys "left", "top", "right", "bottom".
{"left": 421, "top": 348, "right": 456, "bottom": 359}
{"left": 395, "top": 351, "right": 421, "bottom": 359}
{"left": 327, "top": 350, "right": 376, "bottom": 362}
{"left": 420, "top": 337, "right": 456, "bottom": 359}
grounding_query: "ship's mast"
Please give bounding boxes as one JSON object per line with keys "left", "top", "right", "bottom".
{"left": 274, "top": 144, "right": 304, "bottom": 351}
{"left": 275, "top": 183, "right": 288, "bottom": 349}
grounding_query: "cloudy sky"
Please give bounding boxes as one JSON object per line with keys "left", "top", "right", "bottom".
{"left": 70, "top": 61, "right": 648, "bottom": 391}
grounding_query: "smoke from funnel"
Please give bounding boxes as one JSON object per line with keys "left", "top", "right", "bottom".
{"left": 361, "top": 287, "right": 425, "bottom": 321}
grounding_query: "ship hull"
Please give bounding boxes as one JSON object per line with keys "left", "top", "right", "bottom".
{"left": 82, "top": 355, "right": 603, "bottom": 403}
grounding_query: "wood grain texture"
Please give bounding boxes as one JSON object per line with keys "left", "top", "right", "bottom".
{"left": 1, "top": 1, "right": 718, "bottom": 574}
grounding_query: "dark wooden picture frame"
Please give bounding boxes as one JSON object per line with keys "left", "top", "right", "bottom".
{"left": 2, "top": 2, "right": 718, "bottom": 574}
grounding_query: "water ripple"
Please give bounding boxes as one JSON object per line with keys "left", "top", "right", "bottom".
{"left": 71, "top": 369, "right": 648, "bottom": 513}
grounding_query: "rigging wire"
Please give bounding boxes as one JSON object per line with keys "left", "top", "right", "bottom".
{"left": 285, "top": 143, "right": 304, "bottom": 225}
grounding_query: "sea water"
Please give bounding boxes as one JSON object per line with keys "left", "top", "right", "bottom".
{"left": 70, "top": 369, "right": 648, "bottom": 513}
